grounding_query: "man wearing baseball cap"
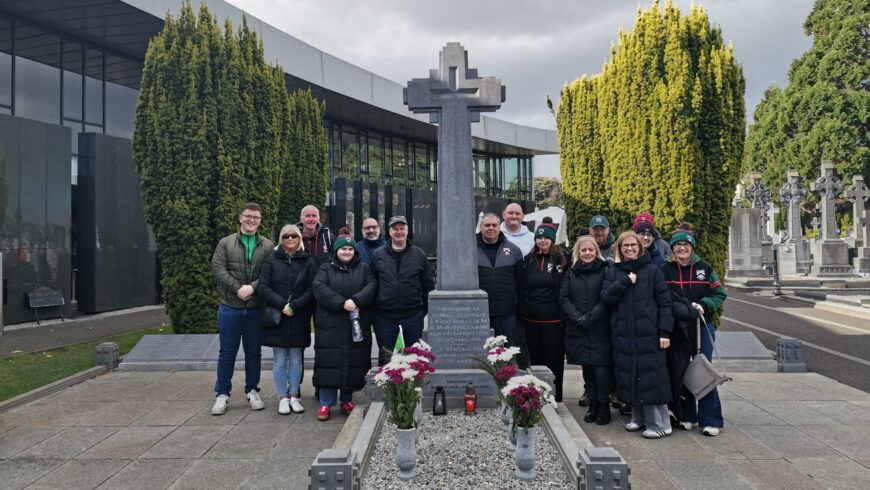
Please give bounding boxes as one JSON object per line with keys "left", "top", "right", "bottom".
{"left": 370, "top": 215, "right": 434, "bottom": 365}
{"left": 588, "top": 215, "right": 616, "bottom": 263}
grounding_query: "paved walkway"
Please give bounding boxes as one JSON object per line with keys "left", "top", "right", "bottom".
{"left": 1, "top": 368, "right": 869, "bottom": 489}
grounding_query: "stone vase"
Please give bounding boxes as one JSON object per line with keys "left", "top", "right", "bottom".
{"left": 514, "top": 426, "right": 535, "bottom": 480}
{"left": 500, "top": 401, "right": 511, "bottom": 428}
{"left": 396, "top": 427, "right": 417, "bottom": 481}
{"left": 413, "top": 401, "right": 423, "bottom": 442}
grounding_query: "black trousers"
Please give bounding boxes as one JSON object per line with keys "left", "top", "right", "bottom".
{"left": 523, "top": 318, "right": 565, "bottom": 402}
{"left": 582, "top": 364, "right": 613, "bottom": 404}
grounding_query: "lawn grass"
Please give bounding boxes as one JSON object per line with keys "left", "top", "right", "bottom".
{"left": 0, "top": 326, "right": 172, "bottom": 403}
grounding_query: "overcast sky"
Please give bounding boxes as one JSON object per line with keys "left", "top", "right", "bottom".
{"left": 226, "top": 0, "right": 815, "bottom": 178}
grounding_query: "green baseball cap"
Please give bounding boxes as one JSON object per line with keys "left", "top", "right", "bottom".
{"left": 589, "top": 215, "right": 609, "bottom": 228}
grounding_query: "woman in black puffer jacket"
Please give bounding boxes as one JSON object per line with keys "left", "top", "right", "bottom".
{"left": 601, "top": 231, "right": 674, "bottom": 439}
{"left": 258, "top": 224, "right": 317, "bottom": 415}
{"left": 312, "top": 228, "right": 377, "bottom": 422}
{"left": 560, "top": 235, "right": 612, "bottom": 425}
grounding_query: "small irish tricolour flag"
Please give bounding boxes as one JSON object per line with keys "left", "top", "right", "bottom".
{"left": 393, "top": 325, "right": 406, "bottom": 354}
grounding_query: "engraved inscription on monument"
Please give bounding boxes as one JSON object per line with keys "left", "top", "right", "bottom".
{"left": 427, "top": 301, "right": 490, "bottom": 370}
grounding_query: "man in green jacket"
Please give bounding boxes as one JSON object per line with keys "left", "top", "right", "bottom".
{"left": 211, "top": 203, "right": 274, "bottom": 415}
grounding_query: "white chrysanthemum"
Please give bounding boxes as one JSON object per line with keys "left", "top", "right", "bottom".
{"left": 401, "top": 369, "right": 419, "bottom": 380}
{"left": 412, "top": 339, "right": 432, "bottom": 351}
{"left": 390, "top": 353, "right": 420, "bottom": 365}
{"left": 373, "top": 371, "right": 391, "bottom": 387}
{"left": 483, "top": 335, "right": 508, "bottom": 350}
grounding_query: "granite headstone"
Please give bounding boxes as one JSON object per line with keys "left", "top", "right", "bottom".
{"left": 811, "top": 161, "right": 852, "bottom": 276}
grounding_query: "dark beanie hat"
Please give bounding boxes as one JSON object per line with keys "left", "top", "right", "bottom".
{"left": 632, "top": 220, "right": 656, "bottom": 236}
{"left": 535, "top": 217, "right": 557, "bottom": 242}
{"left": 333, "top": 227, "right": 356, "bottom": 252}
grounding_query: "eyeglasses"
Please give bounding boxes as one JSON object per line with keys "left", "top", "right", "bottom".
{"left": 673, "top": 242, "right": 692, "bottom": 248}
{"left": 281, "top": 234, "right": 299, "bottom": 240}
{"left": 621, "top": 243, "right": 639, "bottom": 248}
{"left": 363, "top": 225, "right": 379, "bottom": 230}
{"left": 639, "top": 232, "right": 654, "bottom": 239}
{"left": 241, "top": 214, "right": 262, "bottom": 221}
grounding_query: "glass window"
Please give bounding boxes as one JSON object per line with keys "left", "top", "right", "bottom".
{"left": 431, "top": 148, "right": 437, "bottom": 185}
{"left": 15, "top": 56, "right": 60, "bottom": 124}
{"left": 392, "top": 138, "right": 406, "bottom": 186}
{"left": 63, "top": 41, "right": 83, "bottom": 121}
{"left": 0, "top": 18, "right": 11, "bottom": 107}
{"left": 341, "top": 127, "right": 358, "bottom": 180}
{"left": 504, "top": 157, "right": 519, "bottom": 199}
{"left": 64, "top": 119, "right": 81, "bottom": 155}
{"left": 490, "top": 157, "right": 502, "bottom": 197}
{"left": 473, "top": 154, "right": 487, "bottom": 194}
{"left": 84, "top": 48, "right": 103, "bottom": 125}
{"left": 415, "top": 143, "right": 429, "bottom": 189}
{"left": 106, "top": 81, "right": 138, "bottom": 138}
{"left": 330, "top": 124, "right": 340, "bottom": 169}
{"left": 368, "top": 132, "right": 383, "bottom": 182}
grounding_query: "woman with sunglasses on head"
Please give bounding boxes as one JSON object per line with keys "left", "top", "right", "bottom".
{"left": 312, "top": 228, "right": 377, "bottom": 421}
{"left": 601, "top": 230, "right": 674, "bottom": 439}
{"left": 660, "top": 223, "right": 726, "bottom": 437}
{"left": 258, "top": 224, "right": 318, "bottom": 414}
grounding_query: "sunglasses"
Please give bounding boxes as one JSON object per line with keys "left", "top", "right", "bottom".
{"left": 281, "top": 233, "right": 300, "bottom": 240}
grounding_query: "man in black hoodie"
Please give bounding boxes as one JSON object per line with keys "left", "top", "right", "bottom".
{"left": 476, "top": 213, "right": 523, "bottom": 347}
{"left": 296, "top": 205, "right": 334, "bottom": 267}
{"left": 371, "top": 216, "right": 434, "bottom": 365}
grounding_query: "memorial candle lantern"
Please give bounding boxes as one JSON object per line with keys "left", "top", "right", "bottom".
{"left": 433, "top": 386, "right": 447, "bottom": 416}
{"left": 464, "top": 382, "right": 477, "bottom": 414}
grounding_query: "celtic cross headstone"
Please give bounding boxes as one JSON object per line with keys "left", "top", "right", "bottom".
{"left": 776, "top": 169, "right": 812, "bottom": 275}
{"left": 846, "top": 175, "right": 870, "bottom": 272}
{"left": 809, "top": 161, "right": 852, "bottom": 275}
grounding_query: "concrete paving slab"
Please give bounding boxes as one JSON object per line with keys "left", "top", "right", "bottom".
{"left": 203, "top": 423, "right": 288, "bottom": 459}
{"left": 739, "top": 426, "right": 842, "bottom": 459}
{"left": 0, "top": 401, "right": 104, "bottom": 427}
{"left": 0, "top": 427, "right": 64, "bottom": 458}
{"left": 724, "top": 381, "right": 795, "bottom": 401}
{"left": 790, "top": 457, "right": 870, "bottom": 489}
{"left": 722, "top": 400, "right": 788, "bottom": 426}
{"left": 754, "top": 401, "right": 844, "bottom": 425}
{"left": 184, "top": 403, "right": 252, "bottom": 426}
{"left": 77, "top": 425, "right": 176, "bottom": 460}
{"left": 171, "top": 382, "right": 217, "bottom": 401}
{"left": 564, "top": 409, "right": 651, "bottom": 461}
{"left": 12, "top": 426, "right": 118, "bottom": 460}
{"left": 25, "top": 458, "right": 130, "bottom": 489}
{"left": 658, "top": 459, "right": 754, "bottom": 489}
{"left": 799, "top": 382, "right": 870, "bottom": 402}
{"left": 797, "top": 425, "right": 870, "bottom": 461}
{"left": 0, "top": 459, "right": 64, "bottom": 489}
{"left": 168, "top": 458, "right": 260, "bottom": 490}
{"left": 624, "top": 460, "right": 678, "bottom": 490}
{"left": 271, "top": 424, "right": 343, "bottom": 458}
{"left": 130, "top": 400, "right": 208, "bottom": 426}
{"left": 241, "top": 456, "right": 314, "bottom": 490}
{"left": 237, "top": 404, "right": 303, "bottom": 425}
{"left": 725, "top": 459, "right": 823, "bottom": 490}
{"left": 96, "top": 458, "right": 194, "bottom": 489}
{"left": 139, "top": 425, "right": 233, "bottom": 459}
{"left": 716, "top": 385, "right": 745, "bottom": 401}
{"left": 805, "top": 401, "right": 870, "bottom": 425}
{"left": 75, "top": 401, "right": 156, "bottom": 427}
{"left": 687, "top": 427, "right": 780, "bottom": 460}
{"left": 635, "top": 431, "right": 719, "bottom": 461}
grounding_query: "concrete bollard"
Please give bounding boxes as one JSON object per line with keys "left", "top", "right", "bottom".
{"left": 309, "top": 447, "right": 359, "bottom": 490}
{"left": 95, "top": 342, "right": 119, "bottom": 369}
{"left": 578, "top": 447, "right": 631, "bottom": 490}
{"left": 776, "top": 337, "right": 807, "bottom": 373}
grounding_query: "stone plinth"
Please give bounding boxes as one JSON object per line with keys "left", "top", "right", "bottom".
{"left": 728, "top": 208, "right": 770, "bottom": 276}
{"left": 812, "top": 240, "right": 852, "bottom": 276}
{"left": 776, "top": 240, "right": 812, "bottom": 275}
{"left": 854, "top": 248, "right": 870, "bottom": 274}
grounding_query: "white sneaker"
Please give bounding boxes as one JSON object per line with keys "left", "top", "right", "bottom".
{"left": 678, "top": 421, "right": 695, "bottom": 431}
{"left": 625, "top": 422, "right": 644, "bottom": 432}
{"left": 702, "top": 426, "right": 721, "bottom": 437}
{"left": 212, "top": 394, "right": 229, "bottom": 415}
{"left": 247, "top": 390, "right": 265, "bottom": 410}
{"left": 642, "top": 428, "right": 673, "bottom": 439}
{"left": 278, "top": 397, "right": 291, "bottom": 415}
{"left": 289, "top": 397, "right": 305, "bottom": 414}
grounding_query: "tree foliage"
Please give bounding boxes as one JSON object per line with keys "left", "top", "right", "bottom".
{"left": 133, "top": 3, "right": 327, "bottom": 333}
{"left": 558, "top": 0, "right": 745, "bottom": 275}
{"left": 533, "top": 176, "right": 563, "bottom": 209}
{"left": 744, "top": 0, "right": 869, "bottom": 190}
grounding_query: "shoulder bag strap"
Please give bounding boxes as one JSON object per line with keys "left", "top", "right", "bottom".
{"left": 699, "top": 316, "right": 730, "bottom": 381}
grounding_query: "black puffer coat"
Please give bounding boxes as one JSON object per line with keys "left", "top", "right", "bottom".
{"left": 257, "top": 248, "right": 317, "bottom": 349}
{"left": 312, "top": 252, "right": 377, "bottom": 390}
{"left": 560, "top": 258, "right": 611, "bottom": 366}
{"left": 601, "top": 253, "right": 674, "bottom": 406}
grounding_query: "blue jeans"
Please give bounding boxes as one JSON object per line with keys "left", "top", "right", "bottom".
{"left": 214, "top": 304, "right": 262, "bottom": 396}
{"left": 682, "top": 324, "right": 724, "bottom": 428}
{"left": 631, "top": 404, "right": 671, "bottom": 432}
{"left": 319, "top": 388, "right": 354, "bottom": 407}
{"left": 490, "top": 315, "right": 517, "bottom": 348}
{"left": 272, "top": 347, "right": 303, "bottom": 397}
{"left": 374, "top": 310, "right": 425, "bottom": 366}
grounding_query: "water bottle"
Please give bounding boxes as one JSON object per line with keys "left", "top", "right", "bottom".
{"left": 349, "top": 311, "right": 364, "bottom": 343}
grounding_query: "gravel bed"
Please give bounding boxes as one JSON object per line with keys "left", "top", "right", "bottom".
{"left": 361, "top": 408, "right": 571, "bottom": 489}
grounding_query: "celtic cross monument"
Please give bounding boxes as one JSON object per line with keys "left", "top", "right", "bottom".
{"left": 810, "top": 160, "right": 852, "bottom": 275}
{"left": 846, "top": 175, "right": 870, "bottom": 273}
{"left": 404, "top": 43, "right": 505, "bottom": 406}
{"left": 776, "top": 169, "right": 812, "bottom": 275}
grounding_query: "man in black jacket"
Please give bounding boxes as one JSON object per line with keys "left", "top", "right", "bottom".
{"left": 477, "top": 213, "right": 523, "bottom": 347}
{"left": 370, "top": 216, "right": 434, "bottom": 365}
{"left": 296, "top": 205, "right": 335, "bottom": 267}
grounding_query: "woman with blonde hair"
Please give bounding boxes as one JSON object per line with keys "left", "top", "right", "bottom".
{"left": 258, "top": 224, "right": 317, "bottom": 414}
{"left": 601, "top": 231, "right": 674, "bottom": 438}
{"left": 560, "top": 235, "right": 613, "bottom": 424}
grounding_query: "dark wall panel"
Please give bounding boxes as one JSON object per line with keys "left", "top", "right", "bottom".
{"left": 76, "top": 132, "right": 156, "bottom": 313}
{"left": 0, "top": 113, "right": 72, "bottom": 324}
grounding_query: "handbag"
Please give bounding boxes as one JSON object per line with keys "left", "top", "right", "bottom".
{"left": 260, "top": 264, "right": 305, "bottom": 328}
{"left": 682, "top": 317, "right": 729, "bottom": 399}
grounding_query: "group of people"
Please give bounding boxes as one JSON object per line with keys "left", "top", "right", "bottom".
{"left": 209, "top": 201, "right": 726, "bottom": 439}
{"left": 210, "top": 203, "right": 432, "bottom": 422}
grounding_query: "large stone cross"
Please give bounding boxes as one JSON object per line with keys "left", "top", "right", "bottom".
{"left": 404, "top": 42, "right": 505, "bottom": 291}
{"left": 744, "top": 172, "right": 771, "bottom": 238}
{"left": 846, "top": 175, "right": 869, "bottom": 245}
{"left": 811, "top": 160, "right": 843, "bottom": 241}
{"left": 779, "top": 169, "right": 807, "bottom": 241}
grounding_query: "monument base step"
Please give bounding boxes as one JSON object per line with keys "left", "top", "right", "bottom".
{"left": 716, "top": 331, "right": 777, "bottom": 372}
{"left": 793, "top": 290, "right": 870, "bottom": 309}
{"left": 726, "top": 269, "right": 772, "bottom": 278}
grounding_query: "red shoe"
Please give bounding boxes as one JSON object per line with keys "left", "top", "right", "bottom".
{"left": 316, "top": 405, "right": 331, "bottom": 421}
{"left": 340, "top": 402, "right": 355, "bottom": 415}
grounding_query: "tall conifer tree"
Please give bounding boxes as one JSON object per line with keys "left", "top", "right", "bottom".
{"left": 558, "top": 0, "right": 744, "bottom": 276}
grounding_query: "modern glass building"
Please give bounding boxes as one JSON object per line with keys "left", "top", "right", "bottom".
{"left": 0, "top": 0, "right": 556, "bottom": 325}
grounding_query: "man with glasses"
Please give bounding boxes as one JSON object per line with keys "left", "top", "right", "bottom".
{"left": 211, "top": 203, "right": 274, "bottom": 415}
{"left": 296, "top": 205, "right": 335, "bottom": 267}
{"left": 356, "top": 217, "right": 385, "bottom": 265}
{"left": 370, "top": 216, "right": 434, "bottom": 365}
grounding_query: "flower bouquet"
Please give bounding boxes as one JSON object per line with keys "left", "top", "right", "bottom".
{"left": 501, "top": 374, "right": 557, "bottom": 433}
{"left": 471, "top": 335, "right": 521, "bottom": 399}
{"left": 374, "top": 344, "right": 436, "bottom": 429}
